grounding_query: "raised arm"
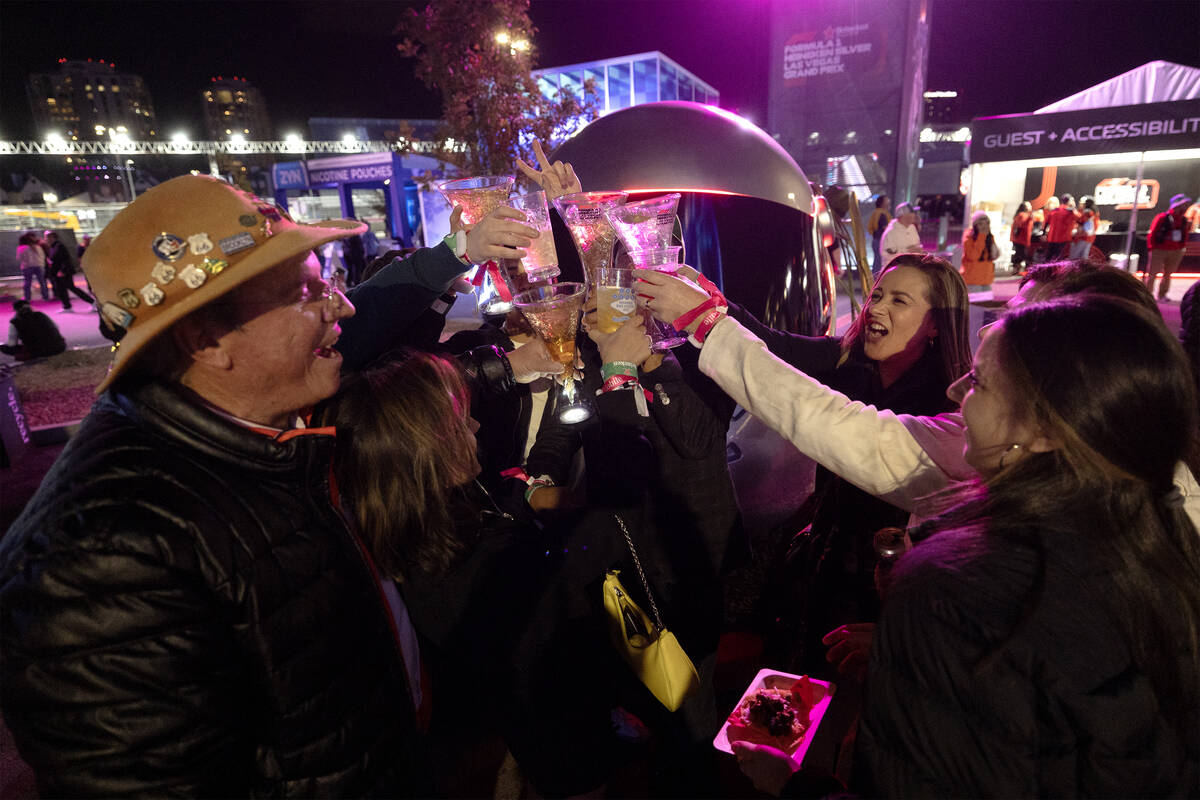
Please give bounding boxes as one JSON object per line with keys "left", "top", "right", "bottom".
{"left": 696, "top": 315, "right": 954, "bottom": 511}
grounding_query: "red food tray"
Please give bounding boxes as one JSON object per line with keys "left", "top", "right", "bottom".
{"left": 713, "top": 669, "right": 835, "bottom": 765}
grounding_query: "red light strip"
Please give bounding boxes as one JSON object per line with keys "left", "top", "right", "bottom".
{"left": 623, "top": 187, "right": 745, "bottom": 197}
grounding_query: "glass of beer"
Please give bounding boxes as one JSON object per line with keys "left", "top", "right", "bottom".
{"left": 594, "top": 266, "right": 638, "bottom": 334}
{"left": 507, "top": 190, "right": 560, "bottom": 284}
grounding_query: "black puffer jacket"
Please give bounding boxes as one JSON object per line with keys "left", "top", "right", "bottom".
{"left": 860, "top": 525, "right": 1198, "bottom": 796}
{"left": 0, "top": 378, "right": 424, "bottom": 797}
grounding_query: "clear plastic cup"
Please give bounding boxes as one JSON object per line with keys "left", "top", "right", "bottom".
{"left": 438, "top": 176, "right": 514, "bottom": 224}
{"left": 508, "top": 190, "right": 560, "bottom": 283}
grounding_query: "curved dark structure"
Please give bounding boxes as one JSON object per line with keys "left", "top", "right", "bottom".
{"left": 551, "top": 101, "right": 835, "bottom": 335}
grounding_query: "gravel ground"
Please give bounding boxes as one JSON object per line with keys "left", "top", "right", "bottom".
{"left": 10, "top": 347, "right": 109, "bottom": 427}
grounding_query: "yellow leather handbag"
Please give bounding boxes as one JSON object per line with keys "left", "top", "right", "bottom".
{"left": 602, "top": 515, "right": 700, "bottom": 712}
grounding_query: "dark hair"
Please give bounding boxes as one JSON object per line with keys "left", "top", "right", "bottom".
{"left": 875, "top": 194, "right": 890, "bottom": 208}
{"left": 842, "top": 253, "right": 972, "bottom": 388}
{"left": 1020, "top": 260, "right": 1158, "bottom": 316}
{"left": 1079, "top": 195, "right": 1095, "bottom": 211}
{"left": 1060, "top": 193, "right": 1074, "bottom": 205}
{"left": 313, "top": 351, "right": 479, "bottom": 580}
{"left": 1017, "top": 201, "right": 1031, "bottom": 213}
{"left": 11, "top": 300, "right": 31, "bottom": 314}
{"left": 934, "top": 295, "right": 1200, "bottom": 741}
{"left": 18, "top": 232, "right": 39, "bottom": 245}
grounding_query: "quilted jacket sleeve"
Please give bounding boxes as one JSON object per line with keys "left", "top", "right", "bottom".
{"left": 0, "top": 506, "right": 253, "bottom": 797}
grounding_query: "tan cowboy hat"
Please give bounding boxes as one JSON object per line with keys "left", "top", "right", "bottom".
{"left": 83, "top": 174, "right": 365, "bottom": 394}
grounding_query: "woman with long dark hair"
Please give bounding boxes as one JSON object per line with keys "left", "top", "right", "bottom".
{"left": 707, "top": 253, "right": 971, "bottom": 673}
{"left": 858, "top": 295, "right": 1200, "bottom": 794}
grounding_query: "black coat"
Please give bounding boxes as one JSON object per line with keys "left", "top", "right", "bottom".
{"left": 0, "top": 379, "right": 425, "bottom": 797}
{"left": 523, "top": 335, "right": 742, "bottom": 658}
{"left": 729, "top": 302, "right": 957, "bottom": 673}
{"left": 860, "top": 525, "right": 1198, "bottom": 795}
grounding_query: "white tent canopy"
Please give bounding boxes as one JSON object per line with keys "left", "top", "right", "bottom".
{"left": 1036, "top": 60, "right": 1200, "bottom": 113}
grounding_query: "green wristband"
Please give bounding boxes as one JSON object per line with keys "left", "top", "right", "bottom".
{"left": 601, "top": 361, "right": 638, "bottom": 380}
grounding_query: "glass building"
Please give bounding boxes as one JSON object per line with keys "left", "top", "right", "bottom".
{"left": 533, "top": 51, "right": 720, "bottom": 115}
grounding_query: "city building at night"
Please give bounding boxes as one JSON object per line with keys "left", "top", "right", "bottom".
{"left": 27, "top": 59, "right": 158, "bottom": 201}
{"left": 27, "top": 58, "right": 157, "bottom": 142}
{"left": 202, "top": 76, "right": 271, "bottom": 141}
{"left": 533, "top": 51, "right": 720, "bottom": 116}
{"left": 202, "top": 76, "right": 273, "bottom": 190}
{"left": 922, "top": 90, "right": 963, "bottom": 126}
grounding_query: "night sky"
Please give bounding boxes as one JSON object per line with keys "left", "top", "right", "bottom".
{"left": 1, "top": 0, "right": 1198, "bottom": 142}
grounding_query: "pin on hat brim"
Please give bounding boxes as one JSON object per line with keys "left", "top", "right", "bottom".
{"left": 91, "top": 219, "right": 363, "bottom": 394}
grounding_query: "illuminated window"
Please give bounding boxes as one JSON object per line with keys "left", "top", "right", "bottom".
{"left": 633, "top": 59, "right": 656, "bottom": 105}
{"left": 659, "top": 63, "right": 678, "bottom": 101}
{"left": 607, "top": 63, "right": 631, "bottom": 110}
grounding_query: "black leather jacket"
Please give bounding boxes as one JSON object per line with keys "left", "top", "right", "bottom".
{"left": 0, "top": 378, "right": 425, "bottom": 797}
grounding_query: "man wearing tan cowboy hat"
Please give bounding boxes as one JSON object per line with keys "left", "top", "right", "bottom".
{"left": 0, "top": 174, "right": 536, "bottom": 796}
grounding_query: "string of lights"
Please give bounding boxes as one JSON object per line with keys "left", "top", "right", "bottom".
{"left": 0, "top": 139, "right": 464, "bottom": 156}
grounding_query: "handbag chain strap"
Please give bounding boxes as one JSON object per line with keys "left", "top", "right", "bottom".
{"left": 613, "top": 513, "right": 664, "bottom": 631}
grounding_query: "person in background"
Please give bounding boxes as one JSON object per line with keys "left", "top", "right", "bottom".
{"left": 1009, "top": 201, "right": 1033, "bottom": 274}
{"left": 866, "top": 194, "right": 892, "bottom": 274}
{"left": 1044, "top": 192, "right": 1079, "bottom": 262}
{"left": 1030, "top": 196, "right": 1057, "bottom": 264}
{"left": 1145, "top": 193, "right": 1193, "bottom": 301}
{"left": 341, "top": 224, "right": 367, "bottom": 287}
{"left": 879, "top": 202, "right": 922, "bottom": 264}
{"left": 0, "top": 300, "right": 66, "bottom": 360}
{"left": 1069, "top": 195, "right": 1098, "bottom": 260}
{"left": 15, "top": 232, "right": 50, "bottom": 303}
{"left": 75, "top": 233, "right": 91, "bottom": 260}
{"left": 43, "top": 230, "right": 94, "bottom": 312}
{"left": 362, "top": 224, "right": 380, "bottom": 260}
{"left": 959, "top": 211, "right": 998, "bottom": 292}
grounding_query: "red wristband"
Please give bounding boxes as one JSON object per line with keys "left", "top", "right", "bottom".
{"left": 691, "top": 309, "right": 726, "bottom": 345}
{"left": 694, "top": 273, "right": 727, "bottom": 307}
{"left": 600, "top": 374, "right": 654, "bottom": 403}
{"left": 470, "top": 260, "right": 512, "bottom": 302}
{"left": 672, "top": 296, "right": 719, "bottom": 332}
{"left": 500, "top": 467, "right": 529, "bottom": 483}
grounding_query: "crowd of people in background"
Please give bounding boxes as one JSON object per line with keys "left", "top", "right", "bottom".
{"left": 0, "top": 144, "right": 1198, "bottom": 800}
